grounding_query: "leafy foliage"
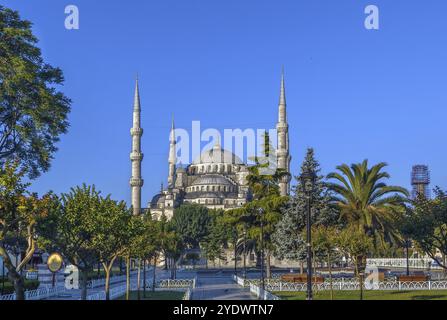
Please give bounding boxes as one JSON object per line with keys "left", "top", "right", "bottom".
{"left": 171, "top": 203, "right": 211, "bottom": 248}
{"left": 0, "top": 161, "right": 50, "bottom": 299}
{"left": 327, "top": 160, "right": 409, "bottom": 249}
{"left": 0, "top": 6, "right": 71, "bottom": 178}
{"left": 402, "top": 188, "right": 447, "bottom": 270}
{"left": 273, "top": 148, "right": 339, "bottom": 262}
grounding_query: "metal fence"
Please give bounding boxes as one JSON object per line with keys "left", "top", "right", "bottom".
{"left": 266, "top": 280, "right": 447, "bottom": 292}
{"left": 367, "top": 258, "right": 444, "bottom": 270}
{"left": 249, "top": 283, "right": 280, "bottom": 300}
{"left": 85, "top": 276, "right": 197, "bottom": 300}
{"left": 0, "top": 285, "right": 66, "bottom": 301}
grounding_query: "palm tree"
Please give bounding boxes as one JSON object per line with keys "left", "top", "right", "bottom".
{"left": 327, "top": 160, "right": 409, "bottom": 248}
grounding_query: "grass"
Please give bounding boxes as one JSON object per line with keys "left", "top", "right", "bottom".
{"left": 275, "top": 290, "right": 447, "bottom": 300}
{"left": 117, "top": 290, "right": 185, "bottom": 300}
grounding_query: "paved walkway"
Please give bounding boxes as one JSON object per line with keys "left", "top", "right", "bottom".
{"left": 192, "top": 272, "right": 255, "bottom": 300}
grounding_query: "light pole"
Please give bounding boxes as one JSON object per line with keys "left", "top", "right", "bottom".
{"left": 258, "top": 207, "right": 265, "bottom": 300}
{"left": 405, "top": 239, "right": 411, "bottom": 276}
{"left": 243, "top": 227, "right": 247, "bottom": 280}
{"left": 300, "top": 169, "right": 316, "bottom": 301}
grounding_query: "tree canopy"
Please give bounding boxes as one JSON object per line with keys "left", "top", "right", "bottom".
{"left": 0, "top": 6, "right": 71, "bottom": 178}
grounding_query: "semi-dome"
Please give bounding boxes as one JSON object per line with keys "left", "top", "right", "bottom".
{"left": 150, "top": 193, "right": 166, "bottom": 207}
{"left": 192, "top": 144, "right": 243, "bottom": 165}
{"left": 191, "top": 174, "right": 233, "bottom": 186}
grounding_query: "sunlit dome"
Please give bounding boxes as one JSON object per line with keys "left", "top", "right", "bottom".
{"left": 192, "top": 143, "right": 243, "bottom": 165}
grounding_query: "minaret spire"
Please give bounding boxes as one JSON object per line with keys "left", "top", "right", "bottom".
{"left": 130, "top": 77, "right": 144, "bottom": 215}
{"left": 276, "top": 68, "right": 291, "bottom": 196}
{"left": 168, "top": 115, "right": 176, "bottom": 188}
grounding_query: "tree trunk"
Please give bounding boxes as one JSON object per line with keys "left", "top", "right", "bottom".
{"left": 13, "top": 276, "right": 25, "bottom": 300}
{"left": 137, "top": 259, "right": 141, "bottom": 301}
{"left": 103, "top": 263, "right": 112, "bottom": 301}
{"left": 126, "top": 256, "right": 130, "bottom": 300}
{"left": 328, "top": 253, "right": 333, "bottom": 301}
{"left": 234, "top": 240, "right": 237, "bottom": 275}
{"left": 80, "top": 269, "right": 88, "bottom": 300}
{"left": 300, "top": 261, "right": 304, "bottom": 274}
{"left": 143, "top": 259, "right": 147, "bottom": 298}
{"left": 152, "top": 256, "right": 157, "bottom": 292}
{"left": 266, "top": 251, "right": 272, "bottom": 279}
{"left": 1, "top": 248, "right": 25, "bottom": 300}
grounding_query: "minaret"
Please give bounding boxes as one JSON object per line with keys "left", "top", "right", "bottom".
{"left": 168, "top": 116, "right": 176, "bottom": 188}
{"left": 276, "top": 69, "right": 291, "bottom": 196}
{"left": 130, "top": 78, "right": 144, "bottom": 215}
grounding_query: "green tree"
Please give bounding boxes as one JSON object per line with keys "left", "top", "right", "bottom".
{"left": 402, "top": 188, "right": 447, "bottom": 270}
{"left": 202, "top": 209, "right": 228, "bottom": 268}
{"left": 89, "top": 196, "right": 134, "bottom": 300}
{"left": 158, "top": 215, "right": 185, "bottom": 279}
{"left": 335, "top": 224, "right": 373, "bottom": 300}
{"left": 37, "top": 184, "right": 101, "bottom": 300}
{"left": 0, "top": 161, "right": 50, "bottom": 299}
{"left": 273, "top": 148, "right": 339, "bottom": 270}
{"left": 244, "top": 138, "right": 289, "bottom": 278}
{"left": 0, "top": 6, "right": 71, "bottom": 178}
{"left": 312, "top": 225, "right": 340, "bottom": 300}
{"left": 328, "top": 160, "right": 409, "bottom": 250}
{"left": 171, "top": 203, "right": 210, "bottom": 248}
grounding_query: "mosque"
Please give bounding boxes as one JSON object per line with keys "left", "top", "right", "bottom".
{"left": 129, "top": 72, "right": 291, "bottom": 219}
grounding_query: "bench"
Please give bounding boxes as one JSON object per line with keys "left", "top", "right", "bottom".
{"left": 281, "top": 274, "right": 325, "bottom": 284}
{"left": 397, "top": 275, "right": 429, "bottom": 282}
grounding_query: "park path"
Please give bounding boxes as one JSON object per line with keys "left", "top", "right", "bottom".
{"left": 192, "top": 272, "right": 255, "bottom": 300}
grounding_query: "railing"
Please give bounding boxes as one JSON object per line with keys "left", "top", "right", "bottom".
{"left": 86, "top": 276, "right": 197, "bottom": 300}
{"left": 0, "top": 285, "right": 66, "bottom": 301}
{"left": 265, "top": 280, "right": 447, "bottom": 292}
{"left": 367, "top": 258, "right": 444, "bottom": 270}
{"left": 232, "top": 275, "right": 278, "bottom": 288}
{"left": 249, "top": 283, "right": 280, "bottom": 300}
{"left": 86, "top": 282, "right": 140, "bottom": 301}
{"left": 87, "top": 270, "right": 138, "bottom": 289}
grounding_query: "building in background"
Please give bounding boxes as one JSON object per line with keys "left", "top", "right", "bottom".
{"left": 411, "top": 165, "right": 431, "bottom": 199}
{"left": 145, "top": 71, "right": 291, "bottom": 220}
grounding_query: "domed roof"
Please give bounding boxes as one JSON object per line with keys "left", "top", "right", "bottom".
{"left": 192, "top": 144, "right": 243, "bottom": 165}
{"left": 150, "top": 193, "right": 165, "bottom": 207}
{"left": 192, "top": 174, "right": 233, "bottom": 186}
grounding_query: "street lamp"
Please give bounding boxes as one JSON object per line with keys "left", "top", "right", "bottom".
{"left": 405, "top": 239, "right": 412, "bottom": 276}
{"left": 258, "top": 207, "right": 265, "bottom": 300}
{"left": 300, "top": 169, "right": 316, "bottom": 301}
{"left": 243, "top": 227, "right": 247, "bottom": 280}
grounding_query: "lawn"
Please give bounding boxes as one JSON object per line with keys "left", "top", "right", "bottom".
{"left": 275, "top": 290, "right": 447, "bottom": 300}
{"left": 117, "top": 290, "right": 185, "bottom": 300}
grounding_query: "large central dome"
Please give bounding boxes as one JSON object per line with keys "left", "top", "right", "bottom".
{"left": 192, "top": 144, "right": 243, "bottom": 165}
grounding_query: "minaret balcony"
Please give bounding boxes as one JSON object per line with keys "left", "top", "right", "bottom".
{"left": 130, "top": 152, "right": 144, "bottom": 161}
{"left": 276, "top": 122, "right": 288, "bottom": 129}
{"left": 130, "top": 128, "right": 144, "bottom": 136}
{"left": 130, "top": 178, "right": 144, "bottom": 187}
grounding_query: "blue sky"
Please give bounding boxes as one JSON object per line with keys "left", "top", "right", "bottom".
{"left": 3, "top": 0, "right": 446, "bottom": 205}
